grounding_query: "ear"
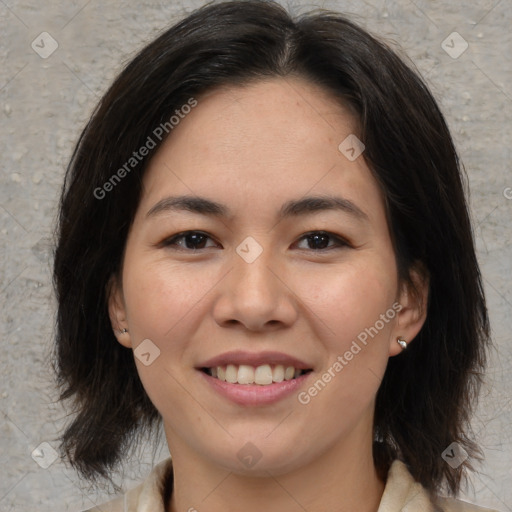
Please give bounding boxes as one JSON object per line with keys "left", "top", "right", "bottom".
{"left": 389, "top": 262, "right": 429, "bottom": 357}
{"left": 107, "top": 274, "right": 132, "bottom": 349}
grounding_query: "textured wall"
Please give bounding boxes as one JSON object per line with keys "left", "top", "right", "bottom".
{"left": 0, "top": 0, "right": 510, "bottom": 511}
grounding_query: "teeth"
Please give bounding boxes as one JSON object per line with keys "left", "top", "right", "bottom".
{"left": 273, "top": 364, "right": 284, "bottom": 382}
{"left": 254, "top": 364, "right": 273, "bottom": 385}
{"left": 237, "top": 364, "right": 254, "bottom": 384}
{"left": 209, "top": 364, "right": 308, "bottom": 385}
{"left": 225, "top": 364, "right": 238, "bottom": 383}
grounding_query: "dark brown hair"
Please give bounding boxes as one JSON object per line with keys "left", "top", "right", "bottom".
{"left": 53, "top": 0, "right": 491, "bottom": 497}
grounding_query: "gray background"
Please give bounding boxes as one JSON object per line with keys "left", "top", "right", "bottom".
{"left": 1, "top": 0, "right": 511, "bottom": 510}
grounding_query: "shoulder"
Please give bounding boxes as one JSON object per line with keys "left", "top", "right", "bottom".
{"left": 80, "top": 458, "right": 173, "bottom": 512}
{"left": 380, "top": 460, "right": 500, "bottom": 512}
{"left": 82, "top": 457, "right": 501, "bottom": 512}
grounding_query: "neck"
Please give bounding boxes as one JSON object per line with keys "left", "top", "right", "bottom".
{"left": 166, "top": 422, "right": 386, "bottom": 512}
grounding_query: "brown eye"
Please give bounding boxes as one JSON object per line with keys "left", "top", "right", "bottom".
{"left": 295, "top": 231, "right": 349, "bottom": 251}
{"left": 161, "top": 231, "right": 218, "bottom": 250}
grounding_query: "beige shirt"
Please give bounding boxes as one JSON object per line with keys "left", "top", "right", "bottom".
{"left": 84, "top": 458, "right": 500, "bottom": 512}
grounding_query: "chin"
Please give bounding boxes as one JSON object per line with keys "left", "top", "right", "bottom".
{"left": 201, "top": 435, "right": 318, "bottom": 477}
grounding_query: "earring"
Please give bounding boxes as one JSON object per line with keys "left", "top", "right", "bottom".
{"left": 117, "top": 328, "right": 128, "bottom": 334}
{"left": 397, "top": 338, "right": 407, "bottom": 350}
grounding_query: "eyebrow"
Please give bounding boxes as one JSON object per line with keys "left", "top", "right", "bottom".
{"left": 146, "top": 194, "right": 369, "bottom": 222}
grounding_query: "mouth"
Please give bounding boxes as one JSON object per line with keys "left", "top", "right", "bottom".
{"left": 200, "top": 364, "right": 313, "bottom": 385}
{"left": 197, "top": 351, "right": 314, "bottom": 405}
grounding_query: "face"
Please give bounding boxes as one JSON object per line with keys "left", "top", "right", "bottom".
{"left": 109, "top": 78, "right": 427, "bottom": 476}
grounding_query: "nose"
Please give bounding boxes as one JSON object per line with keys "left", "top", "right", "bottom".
{"left": 212, "top": 244, "right": 298, "bottom": 332}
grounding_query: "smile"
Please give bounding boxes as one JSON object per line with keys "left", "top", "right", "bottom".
{"left": 201, "top": 364, "right": 312, "bottom": 385}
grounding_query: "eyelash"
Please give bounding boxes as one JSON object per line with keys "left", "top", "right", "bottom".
{"left": 159, "top": 230, "right": 351, "bottom": 252}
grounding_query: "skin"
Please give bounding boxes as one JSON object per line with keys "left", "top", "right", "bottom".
{"left": 109, "top": 78, "right": 428, "bottom": 512}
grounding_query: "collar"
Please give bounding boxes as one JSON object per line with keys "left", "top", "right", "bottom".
{"left": 377, "top": 459, "right": 437, "bottom": 511}
{"left": 88, "top": 458, "right": 481, "bottom": 512}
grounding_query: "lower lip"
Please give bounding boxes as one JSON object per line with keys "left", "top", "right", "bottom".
{"left": 198, "top": 370, "right": 311, "bottom": 406}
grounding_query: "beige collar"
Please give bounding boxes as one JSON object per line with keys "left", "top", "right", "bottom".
{"left": 87, "top": 458, "right": 497, "bottom": 512}
{"left": 377, "top": 459, "right": 437, "bottom": 511}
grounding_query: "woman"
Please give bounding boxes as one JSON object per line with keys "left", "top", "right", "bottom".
{"left": 52, "top": 1, "right": 499, "bottom": 511}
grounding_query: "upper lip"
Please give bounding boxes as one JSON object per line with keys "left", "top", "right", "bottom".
{"left": 197, "top": 350, "right": 312, "bottom": 370}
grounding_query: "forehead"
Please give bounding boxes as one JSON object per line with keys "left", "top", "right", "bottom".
{"left": 138, "top": 78, "right": 384, "bottom": 225}
{"left": 158, "top": 77, "right": 357, "bottom": 164}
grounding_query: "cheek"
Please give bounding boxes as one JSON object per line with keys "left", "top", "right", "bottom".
{"left": 292, "top": 259, "right": 397, "bottom": 430}
{"left": 120, "top": 258, "right": 209, "bottom": 413}
{"left": 295, "top": 256, "right": 397, "bottom": 348}
{"left": 122, "top": 257, "right": 212, "bottom": 342}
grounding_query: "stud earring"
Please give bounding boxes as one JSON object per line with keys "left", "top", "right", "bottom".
{"left": 397, "top": 338, "right": 407, "bottom": 350}
{"left": 116, "top": 327, "right": 128, "bottom": 334}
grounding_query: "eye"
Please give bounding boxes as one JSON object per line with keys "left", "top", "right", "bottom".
{"left": 159, "top": 230, "right": 350, "bottom": 252}
{"left": 294, "top": 231, "right": 350, "bottom": 251}
{"left": 160, "top": 231, "right": 219, "bottom": 251}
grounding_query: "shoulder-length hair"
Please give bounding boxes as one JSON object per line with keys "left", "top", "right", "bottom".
{"left": 53, "top": 0, "right": 490, "bottom": 496}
